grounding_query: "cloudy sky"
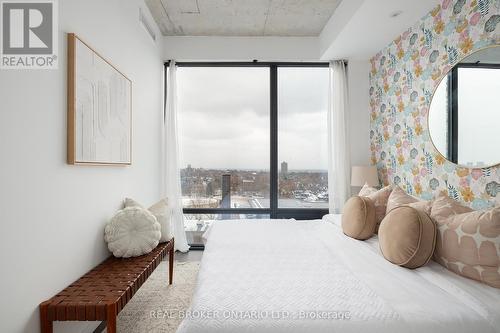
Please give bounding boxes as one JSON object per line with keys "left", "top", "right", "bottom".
{"left": 177, "top": 67, "right": 329, "bottom": 171}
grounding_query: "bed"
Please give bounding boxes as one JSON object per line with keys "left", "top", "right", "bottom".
{"left": 176, "top": 215, "right": 500, "bottom": 333}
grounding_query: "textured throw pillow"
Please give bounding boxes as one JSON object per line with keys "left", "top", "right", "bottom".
{"left": 379, "top": 206, "right": 437, "bottom": 269}
{"left": 124, "top": 198, "right": 173, "bottom": 243}
{"left": 386, "top": 186, "right": 432, "bottom": 215}
{"left": 342, "top": 196, "right": 376, "bottom": 240}
{"left": 105, "top": 207, "right": 161, "bottom": 258}
{"left": 430, "top": 194, "right": 500, "bottom": 288}
{"left": 360, "top": 185, "right": 393, "bottom": 231}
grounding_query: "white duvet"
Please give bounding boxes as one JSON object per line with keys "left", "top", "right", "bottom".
{"left": 176, "top": 215, "right": 500, "bottom": 333}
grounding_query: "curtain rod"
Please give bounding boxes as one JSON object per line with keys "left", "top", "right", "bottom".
{"left": 165, "top": 60, "right": 347, "bottom": 67}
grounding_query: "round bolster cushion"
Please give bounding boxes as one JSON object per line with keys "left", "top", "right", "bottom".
{"left": 342, "top": 196, "right": 376, "bottom": 240}
{"left": 379, "top": 206, "right": 437, "bottom": 269}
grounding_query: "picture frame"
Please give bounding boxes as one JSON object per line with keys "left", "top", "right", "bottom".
{"left": 67, "top": 33, "right": 132, "bottom": 165}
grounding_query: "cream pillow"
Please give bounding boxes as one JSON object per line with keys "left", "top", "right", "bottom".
{"left": 342, "top": 196, "right": 376, "bottom": 240}
{"left": 124, "top": 198, "right": 173, "bottom": 243}
{"left": 359, "top": 185, "right": 393, "bottom": 231}
{"left": 430, "top": 194, "right": 500, "bottom": 288}
{"left": 386, "top": 185, "right": 432, "bottom": 215}
{"left": 359, "top": 183, "right": 378, "bottom": 196}
{"left": 105, "top": 207, "right": 161, "bottom": 258}
{"left": 379, "top": 206, "right": 437, "bottom": 269}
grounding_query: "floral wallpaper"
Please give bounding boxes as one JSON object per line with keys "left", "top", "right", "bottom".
{"left": 369, "top": 0, "right": 500, "bottom": 209}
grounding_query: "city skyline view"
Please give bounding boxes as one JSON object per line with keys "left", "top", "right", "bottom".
{"left": 181, "top": 164, "right": 328, "bottom": 207}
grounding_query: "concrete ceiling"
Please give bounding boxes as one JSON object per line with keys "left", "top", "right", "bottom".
{"left": 145, "top": 0, "right": 342, "bottom": 36}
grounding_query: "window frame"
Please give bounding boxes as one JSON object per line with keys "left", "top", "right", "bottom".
{"left": 446, "top": 62, "right": 500, "bottom": 163}
{"left": 165, "top": 61, "right": 330, "bottom": 226}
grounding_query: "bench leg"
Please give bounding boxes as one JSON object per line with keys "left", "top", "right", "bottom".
{"left": 169, "top": 239, "right": 174, "bottom": 285}
{"left": 40, "top": 303, "right": 53, "bottom": 333}
{"left": 106, "top": 303, "right": 117, "bottom": 333}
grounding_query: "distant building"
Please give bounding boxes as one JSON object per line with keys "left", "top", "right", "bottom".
{"left": 206, "top": 181, "right": 215, "bottom": 197}
{"left": 185, "top": 164, "right": 193, "bottom": 177}
{"left": 281, "top": 161, "right": 288, "bottom": 176}
{"left": 221, "top": 174, "right": 231, "bottom": 209}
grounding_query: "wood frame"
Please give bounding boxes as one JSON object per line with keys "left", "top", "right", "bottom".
{"left": 67, "top": 33, "right": 132, "bottom": 166}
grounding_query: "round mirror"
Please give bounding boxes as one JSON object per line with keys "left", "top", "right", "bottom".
{"left": 428, "top": 45, "right": 500, "bottom": 168}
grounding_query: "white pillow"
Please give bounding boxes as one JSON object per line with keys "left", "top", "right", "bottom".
{"left": 124, "top": 198, "right": 173, "bottom": 242}
{"left": 104, "top": 207, "right": 161, "bottom": 258}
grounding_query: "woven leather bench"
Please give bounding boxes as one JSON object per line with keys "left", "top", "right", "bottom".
{"left": 39, "top": 239, "right": 174, "bottom": 333}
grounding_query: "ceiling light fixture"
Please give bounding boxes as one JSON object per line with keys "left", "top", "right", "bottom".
{"left": 389, "top": 10, "right": 403, "bottom": 18}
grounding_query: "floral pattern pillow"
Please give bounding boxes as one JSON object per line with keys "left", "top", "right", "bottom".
{"left": 430, "top": 194, "right": 500, "bottom": 289}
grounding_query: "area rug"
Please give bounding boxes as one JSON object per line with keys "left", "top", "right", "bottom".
{"left": 109, "top": 261, "right": 200, "bottom": 333}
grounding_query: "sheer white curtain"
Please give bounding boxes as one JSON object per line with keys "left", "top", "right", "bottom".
{"left": 328, "top": 60, "right": 351, "bottom": 213}
{"left": 162, "top": 61, "right": 189, "bottom": 252}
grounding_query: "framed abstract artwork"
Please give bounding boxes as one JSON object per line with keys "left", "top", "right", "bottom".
{"left": 67, "top": 33, "right": 132, "bottom": 165}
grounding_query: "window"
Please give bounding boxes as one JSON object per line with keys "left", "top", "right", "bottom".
{"left": 177, "top": 67, "right": 270, "bottom": 209}
{"left": 278, "top": 67, "right": 329, "bottom": 208}
{"left": 171, "top": 63, "right": 330, "bottom": 247}
{"left": 456, "top": 66, "right": 500, "bottom": 166}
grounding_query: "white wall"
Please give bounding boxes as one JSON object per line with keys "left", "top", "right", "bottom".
{"left": 347, "top": 60, "right": 371, "bottom": 166}
{"left": 0, "top": 1, "right": 164, "bottom": 332}
{"left": 163, "top": 36, "right": 319, "bottom": 61}
{"left": 319, "top": 0, "right": 440, "bottom": 61}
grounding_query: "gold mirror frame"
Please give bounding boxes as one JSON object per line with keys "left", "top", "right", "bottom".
{"left": 427, "top": 43, "right": 500, "bottom": 169}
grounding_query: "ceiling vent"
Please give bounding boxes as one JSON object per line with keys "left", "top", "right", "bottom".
{"left": 139, "top": 8, "right": 157, "bottom": 42}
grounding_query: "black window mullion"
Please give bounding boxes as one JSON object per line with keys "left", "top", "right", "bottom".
{"left": 270, "top": 65, "right": 278, "bottom": 219}
{"left": 183, "top": 208, "right": 272, "bottom": 215}
{"left": 448, "top": 68, "right": 458, "bottom": 163}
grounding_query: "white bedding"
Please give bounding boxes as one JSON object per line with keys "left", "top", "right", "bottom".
{"left": 177, "top": 215, "right": 500, "bottom": 333}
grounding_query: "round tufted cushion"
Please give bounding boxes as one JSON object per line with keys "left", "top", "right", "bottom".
{"left": 379, "top": 206, "right": 437, "bottom": 269}
{"left": 104, "top": 207, "right": 161, "bottom": 258}
{"left": 342, "top": 196, "right": 377, "bottom": 240}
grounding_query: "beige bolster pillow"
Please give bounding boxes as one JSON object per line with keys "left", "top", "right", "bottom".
{"left": 342, "top": 196, "right": 376, "bottom": 240}
{"left": 379, "top": 206, "right": 437, "bottom": 269}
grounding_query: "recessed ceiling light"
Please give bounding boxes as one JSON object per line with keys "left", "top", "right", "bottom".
{"left": 389, "top": 10, "right": 403, "bottom": 18}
